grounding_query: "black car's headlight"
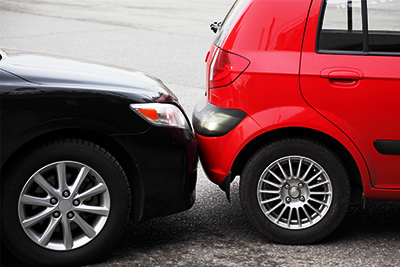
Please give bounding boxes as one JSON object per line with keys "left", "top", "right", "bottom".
{"left": 192, "top": 97, "right": 246, "bottom": 137}
{"left": 130, "top": 103, "right": 190, "bottom": 130}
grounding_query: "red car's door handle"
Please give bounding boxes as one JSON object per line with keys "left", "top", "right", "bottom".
{"left": 320, "top": 68, "right": 364, "bottom": 80}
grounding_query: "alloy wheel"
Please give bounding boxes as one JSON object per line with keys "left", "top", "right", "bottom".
{"left": 257, "top": 156, "right": 333, "bottom": 230}
{"left": 18, "top": 161, "right": 110, "bottom": 250}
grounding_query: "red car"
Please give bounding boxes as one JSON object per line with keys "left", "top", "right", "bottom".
{"left": 193, "top": 0, "right": 400, "bottom": 244}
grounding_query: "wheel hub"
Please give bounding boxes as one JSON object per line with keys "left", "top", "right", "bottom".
{"left": 288, "top": 186, "right": 301, "bottom": 199}
{"left": 282, "top": 180, "right": 309, "bottom": 204}
{"left": 59, "top": 200, "right": 72, "bottom": 212}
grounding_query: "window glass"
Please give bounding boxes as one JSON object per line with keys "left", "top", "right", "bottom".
{"left": 319, "top": 0, "right": 363, "bottom": 52}
{"left": 318, "top": 0, "right": 400, "bottom": 54}
{"left": 322, "top": 0, "right": 362, "bottom": 30}
{"left": 367, "top": 0, "right": 400, "bottom": 53}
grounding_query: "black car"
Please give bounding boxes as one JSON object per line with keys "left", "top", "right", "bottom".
{"left": 0, "top": 49, "right": 197, "bottom": 266}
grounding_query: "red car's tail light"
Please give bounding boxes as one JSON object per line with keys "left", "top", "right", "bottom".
{"left": 209, "top": 48, "right": 250, "bottom": 89}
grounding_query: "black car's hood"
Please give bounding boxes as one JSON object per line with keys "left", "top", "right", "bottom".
{"left": 0, "top": 49, "right": 177, "bottom": 102}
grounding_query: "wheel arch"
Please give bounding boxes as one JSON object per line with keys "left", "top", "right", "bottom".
{"left": 0, "top": 128, "right": 145, "bottom": 222}
{"left": 232, "top": 127, "right": 364, "bottom": 201}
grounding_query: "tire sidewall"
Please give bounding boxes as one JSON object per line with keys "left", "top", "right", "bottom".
{"left": 240, "top": 139, "right": 350, "bottom": 244}
{"left": 1, "top": 139, "right": 130, "bottom": 266}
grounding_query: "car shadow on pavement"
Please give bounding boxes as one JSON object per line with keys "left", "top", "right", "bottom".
{"left": 332, "top": 199, "right": 400, "bottom": 241}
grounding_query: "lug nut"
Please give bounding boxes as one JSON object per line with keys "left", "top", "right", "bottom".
{"left": 53, "top": 211, "right": 61, "bottom": 218}
{"left": 298, "top": 182, "right": 304, "bottom": 188}
{"left": 285, "top": 197, "right": 291, "bottom": 203}
{"left": 299, "top": 196, "right": 305, "bottom": 202}
{"left": 73, "top": 199, "right": 80, "bottom": 206}
{"left": 50, "top": 198, "right": 58, "bottom": 205}
{"left": 63, "top": 190, "right": 70, "bottom": 198}
{"left": 284, "top": 183, "right": 290, "bottom": 189}
{"left": 67, "top": 212, "right": 75, "bottom": 219}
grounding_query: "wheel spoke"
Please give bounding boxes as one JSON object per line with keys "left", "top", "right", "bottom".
{"left": 305, "top": 170, "right": 323, "bottom": 185}
{"left": 259, "top": 189, "right": 280, "bottom": 194}
{"left": 72, "top": 214, "right": 96, "bottom": 238}
{"left": 56, "top": 162, "right": 68, "bottom": 193}
{"left": 76, "top": 183, "right": 107, "bottom": 202}
{"left": 75, "top": 204, "right": 109, "bottom": 216}
{"left": 267, "top": 170, "right": 284, "bottom": 183}
{"left": 263, "top": 179, "right": 281, "bottom": 188}
{"left": 295, "top": 158, "right": 303, "bottom": 179}
{"left": 20, "top": 194, "right": 52, "bottom": 207}
{"left": 260, "top": 196, "right": 281, "bottom": 204}
{"left": 70, "top": 166, "right": 90, "bottom": 197}
{"left": 277, "top": 162, "right": 288, "bottom": 180}
{"left": 310, "top": 191, "right": 331, "bottom": 195}
{"left": 306, "top": 203, "right": 322, "bottom": 217}
{"left": 309, "top": 180, "right": 329, "bottom": 189}
{"left": 300, "top": 163, "right": 314, "bottom": 181}
{"left": 62, "top": 216, "right": 73, "bottom": 249}
{"left": 301, "top": 206, "right": 312, "bottom": 224}
{"left": 265, "top": 201, "right": 283, "bottom": 215}
{"left": 296, "top": 208, "right": 302, "bottom": 227}
{"left": 287, "top": 207, "right": 293, "bottom": 227}
{"left": 288, "top": 157, "right": 293, "bottom": 178}
{"left": 38, "top": 216, "right": 61, "bottom": 246}
{"left": 309, "top": 197, "right": 329, "bottom": 206}
{"left": 33, "top": 173, "right": 58, "bottom": 197}
{"left": 275, "top": 205, "right": 287, "bottom": 223}
{"left": 22, "top": 208, "right": 54, "bottom": 229}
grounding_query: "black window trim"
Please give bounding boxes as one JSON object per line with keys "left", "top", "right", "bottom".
{"left": 315, "top": 0, "right": 400, "bottom": 57}
{"left": 361, "top": 0, "right": 369, "bottom": 52}
{"left": 347, "top": 0, "right": 353, "bottom": 31}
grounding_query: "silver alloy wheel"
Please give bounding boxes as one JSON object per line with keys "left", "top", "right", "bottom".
{"left": 18, "top": 161, "right": 110, "bottom": 251}
{"left": 257, "top": 156, "right": 332, "bottom": 230}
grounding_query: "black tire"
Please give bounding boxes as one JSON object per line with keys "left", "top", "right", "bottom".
{"left": 1, "top": 138, "right": 131, "bottom": 266}
{"left": 240, "top": 138, "right": 350, "bottom": 244}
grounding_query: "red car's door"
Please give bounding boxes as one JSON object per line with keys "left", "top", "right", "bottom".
{"left": 300, "top": 0, "right": 400, "bottom": 189}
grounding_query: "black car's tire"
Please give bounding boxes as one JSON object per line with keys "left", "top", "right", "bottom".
{"left": 240, "top": 138, "right": 350, "bottom": 244}
{"left": 1, "top": 138, "right": 131, "bottom": 266}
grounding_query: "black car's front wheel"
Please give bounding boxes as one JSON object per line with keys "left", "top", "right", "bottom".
{"left": 240, "top": 138, "right": 350, "bottom": 244}
{"left": 1, "top": 138, "right": 131, "bottom": 266}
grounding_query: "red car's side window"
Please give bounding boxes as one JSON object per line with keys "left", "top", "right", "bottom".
{"left": 368, "top": 0, "right": 400, "bottom": 53}
{"left": 319, "top": 0, "right": 363, "bottom": 52}
{"left": 317, "top": 0, "right": 400, "bottom": 55}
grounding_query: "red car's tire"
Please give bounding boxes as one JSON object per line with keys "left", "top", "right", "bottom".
{"left": 240, "top": 138, "right": 350, "bottom": 244}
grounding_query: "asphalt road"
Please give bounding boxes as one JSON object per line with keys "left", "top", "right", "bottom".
{"left": 1, "top": 0, "right": 399, "bottom": 266}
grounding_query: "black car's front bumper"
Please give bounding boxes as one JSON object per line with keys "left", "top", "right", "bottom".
{"left": 113, "top": 125, "right": 198, "bottom": 221}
